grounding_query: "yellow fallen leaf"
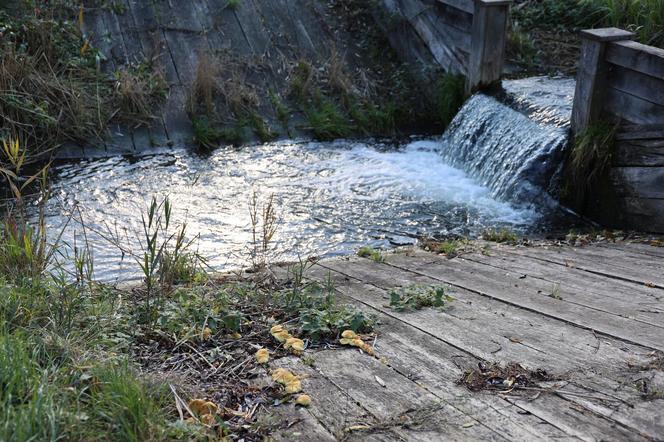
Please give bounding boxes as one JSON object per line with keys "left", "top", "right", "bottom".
{"left": 285, "top": 338, "right": 305, "bottom": 353}
{"left": 201, "top": 327, "right": 213, "bottom": 340}
{"left": 351, "top": 338, "right": 364, "bottom": 347}
{"left": 230, "top": 332, "right": 242, "bottom": 339}
{"left": 201, "top": 413, "right": 217, "bottom": 426}
{"left": 341, "top": 330, "right": 358, "bottom": 339}
{"left": 272, "top": 330, "right": 291, "bottom": 343}
{"left": 285, "top": 378, "right": 302, "bottom": 394}
{"left": 255, "top": 348, "right": 269, "bottom": 364}
{"left": 360, "top": 343, "right": 375, "bottom": 356}
{"left": 188, "top": 399, "right": 218, "bottom": 416}
{"left": 339, "top": 338, "right": 354, "bottom": 345}
{"left": 270, "top": 324, "right": 286, "bottom": 334}
{"left": 295, "top": 394, "right": 311, "bottom": 406}
{"left": 272, "top": 368, "right": 288, "bottom": 382}
{"left": 272, "top": 368, "right": 297, "bottom": 385}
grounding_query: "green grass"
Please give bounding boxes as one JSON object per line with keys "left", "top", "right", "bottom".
{"left": 564, "top": 121, "right": 617, "bottom": 207}
{"left": 593, "top": 0, "right": 664, "bottom": 47}
{"left": 436, "top": 240, "right": 460, "bottom": 258}
{"left": 435, "top": 74, "right": 466, "bottom": 127}
{"left": 482, "top": 228, "right": 519, "bottom": 244}
{"left": 357, "top": 246, "right": 385, "bottom": 263}
{"left": 227, "top": 0, "right": 241, "bottom": 10}
{"left": 304, "top": 96, "right": 353, "bottom": 141}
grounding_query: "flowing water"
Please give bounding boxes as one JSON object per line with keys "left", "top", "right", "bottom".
{"left": 42, "top": 76, "right": 576, "bottom": 282}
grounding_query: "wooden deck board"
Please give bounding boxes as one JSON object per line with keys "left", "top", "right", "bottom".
{"left": 383, "top": 251, "right": 664, "bottom": 351}
{"left": 507, "top": 245, "right": 664, "bottom": 289}
{"left": 310, "top": 261, "right": 661, "bottom": 440}
{"left": 283, "top": 241, "right": 664, "bottom": 441}
{"left": 458, "top": 251, "right": 664, "bottom": 326}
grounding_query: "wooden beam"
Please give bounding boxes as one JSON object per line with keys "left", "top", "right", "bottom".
{"left": 570, "top": 28, "right": 634, "bottom": 134}
{"left": 467, "top": 0, "right": 512, "bottom": 93}
{"left": 606, "top": 40, "right": 664, "bottom": 79}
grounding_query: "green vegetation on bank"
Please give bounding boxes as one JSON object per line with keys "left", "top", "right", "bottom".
{"left": 187, "top": 0, "right": 467, "bottom": 149}
{"left": 562, "top": 121, "right": 617, "bottom": 209}
{"left": 0, "top": 138, "right": 374, "bottom": 440}
{"left": 510, "top": 0, "right": 664, "bottom": 72}
{"left": 0, "top": 5, "right": 166, "bottom": 164}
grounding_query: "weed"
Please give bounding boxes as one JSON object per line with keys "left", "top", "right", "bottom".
{"left": 436, "top": 73, "right": 466, "bottom": 127}
{"left": 227, "top": 0, "right": 241, "bottom": 10}
{"left": 249, "top": 113, "right": 277, "bottom": 143}
{"left": 507, "top": 24, "right": 538, "bottom": 67}
{"left": 113, "top": 62, "right": 167, "bottom": 126}
{"left": 388, "top": 285, "right": 454, "bottom": 312}
{"left": 357, "top": 246, "right": 385, "bottom": 263}
{"left": 248, "top": 192, "right": 278, "bottom": 277}
{"left": 304, "top": 96, "right": 353, "bottom": 140}
{"left": 269, "top": 92, "right": 291, "bottom": 129}
{"left": 482, "top": 228, "right": 519, "bottom": 244}
{"left": 548, "top": 283, "right": 563, "bottom": 300}
{"left": 437, "top": 240, "right": 460, "bottom": 258}
{"left": 564, "top": 121, "right": 617, "bottom": 208}
{"left": 190, "top": 54, "right": 220, "bottom": 116}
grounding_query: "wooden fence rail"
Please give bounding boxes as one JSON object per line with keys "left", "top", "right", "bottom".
{"left": 571, "top": 28, "right": 664, "bottom": 232}
{"left": 375, "top": 0, "right": 512, "bottom": 93}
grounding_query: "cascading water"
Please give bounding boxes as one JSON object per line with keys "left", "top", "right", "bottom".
{"left": 439, "top": 77, "right": 575, "bottom": 208}
{"left": 36, "top": 76, "right": 577, "bottom": 281}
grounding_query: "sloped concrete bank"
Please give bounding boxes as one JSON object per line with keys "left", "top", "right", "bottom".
{"left": 66, "top": 0, "right": 441, "bottom": 158}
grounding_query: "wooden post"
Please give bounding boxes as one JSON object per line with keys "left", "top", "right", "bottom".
{"left": 467, "top": 0, "right": 512, "bottom": 94}
{"left": 571, "top": 28, "right": 634, "bottom": 135}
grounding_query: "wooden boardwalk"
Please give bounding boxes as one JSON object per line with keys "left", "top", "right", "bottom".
{"left": 273, "top": 241, "right": 664, "bottom": 441}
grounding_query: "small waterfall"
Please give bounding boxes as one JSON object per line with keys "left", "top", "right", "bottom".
{"left": 439, "top": 77, "right": 575, "bottom": 209}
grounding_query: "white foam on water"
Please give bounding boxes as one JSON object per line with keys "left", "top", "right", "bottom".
{"left": 46, "top": 139, "right": 539, "bottom": 282}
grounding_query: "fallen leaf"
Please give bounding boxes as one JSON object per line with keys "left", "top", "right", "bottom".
{"left": 188, "top": 399, "right": 218, "bottom": 416}
{"left": 341, "top": 330, "right": 358, "bottom": 339}
{"left": 272, "top": 330, "right": 291, "bottom": 343}
{"left": 285, "top": 378, "right": 302, "bottom": 394}
{"left": 645, "top": 282, "right": 656, "bottom": 288}
{"left": 295, "top": 394, "right": 311, "bottom": 406}
{"left": 255, "top": 348, "right": 269, "bottom": 364}
{"left": 201, "top": 327, "right": 213, "bottom": 340}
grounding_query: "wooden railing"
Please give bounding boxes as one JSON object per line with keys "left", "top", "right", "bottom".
{"left": 571, "top": 28, "right": 664, "bottom": 232}
{"left": 377, "top": 0, "right": 512, "bottom": 93}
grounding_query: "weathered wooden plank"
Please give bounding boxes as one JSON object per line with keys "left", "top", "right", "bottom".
{"left": 435, "top": 1, "right": 474, "bottom": 35}
{"left": 379, "top": 251, "right": 664, "bottom": 351}
{"left": 571, "top": 28, "right": 633, "bottom": 132}
{"left": 468, "top": 1, "right": 509, "bottom": 91}
{"left": 608, "top": 64, "right": 664, "bottom": 107}
{"left": 614, "top": 139, "right": 664, "bottom": 167}
{"left": 310, "top": 350, "right": 511, "bottom": 441}
{"left": 608, "top": 197, "right": 664, "bottom": 233}
{"left": 598, "top": 241, "right": 664, "bottom": 260}
{"left": 305, "top": 260, "right": 662, "bottom": 439}
{"left": 604, "top": 87, "right": 664, "bottom": 125}
{"left": 437, "top": 0, "right": 474, "bottom": 14}
{"left": 315, "top": 297, "right": 587, "bottom": 441}
{"left": 408, "top": 9, "right": 468, "bottom": 74}
{"left": 461, "top": 250, "right": 664, "bottom": 325}
{"left": 506, "top": 245, "right": 664, "bottom": 289}
{"left": 610, "top": 167, "right": 664, "bottom": 199}
{"left": 272, "top": 357, "right": 387, "bottom": 439}
{"left": 271, "top": 404, "right": 336, "bottom": 441}
{"left": 617, "top": 124, "right": 664, "bottom": 140}
{"left": 606, "top": 40, "right": 664, "bottom": 80}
